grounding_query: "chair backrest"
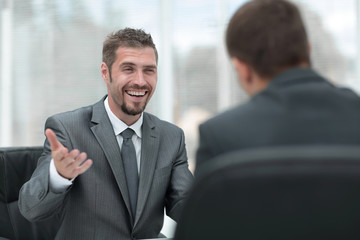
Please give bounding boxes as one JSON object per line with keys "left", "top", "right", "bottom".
{"left": 0, "top": 147, "right": 59, "bottom": 240}
{"left": 175, "top": 146, "right": 360, "bottom": 240}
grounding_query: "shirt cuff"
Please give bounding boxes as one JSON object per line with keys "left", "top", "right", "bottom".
{"left": 49, "top": 158, "right": 73, "bottom": 193}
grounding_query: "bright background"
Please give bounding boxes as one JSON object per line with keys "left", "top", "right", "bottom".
{"left": 1, "top": 0, "right": 359, "bottom": 236}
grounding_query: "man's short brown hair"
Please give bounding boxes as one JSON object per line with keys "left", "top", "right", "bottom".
{"left": 226, "top": 0, "right": 310, "bottom": 78}
{"left": 102, "top": 28, "right": 158, "bottom": 70}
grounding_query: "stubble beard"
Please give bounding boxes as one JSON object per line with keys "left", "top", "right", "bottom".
{"left": 121, "top": 101, "right": 147, "bottom": 116}
{"left": 109, "top": 72, "right": 149, "bottom": 116}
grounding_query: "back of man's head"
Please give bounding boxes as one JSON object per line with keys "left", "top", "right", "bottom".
{"left": 226, "top": 0, "right": 310, "bottom": 79}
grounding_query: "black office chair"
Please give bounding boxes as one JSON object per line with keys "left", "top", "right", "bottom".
{"left": 0, "top": 147, "right": 59, "bottom": 240}
{"left": 175, "top": 146, "right": 360, "bottom": 240}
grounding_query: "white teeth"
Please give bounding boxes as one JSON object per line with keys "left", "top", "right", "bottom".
{"left": 127, "top": 91, "right": 146, "bottom": 96}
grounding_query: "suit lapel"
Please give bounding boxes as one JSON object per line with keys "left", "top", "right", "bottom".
{"left": 90, "top": 98, "right": 133, "bottom": 221}
{"left": 134, "top": 113, "right": 159, "bottom": 226}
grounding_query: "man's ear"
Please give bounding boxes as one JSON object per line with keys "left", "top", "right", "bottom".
{"left": 101, "top": 62, "right": 110, "bottom": 83}
{"left": 231, "top": 57, "right": 252, "bottom": 84}
{"left": 231, "top": 57, "right": 270, "bottom": 96}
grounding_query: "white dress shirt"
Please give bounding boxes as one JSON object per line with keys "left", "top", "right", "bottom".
{"left": 49, "top": 97, "right": 143, "bottom": 192}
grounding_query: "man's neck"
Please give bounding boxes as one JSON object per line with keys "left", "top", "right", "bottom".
{"left": 250, "top": 63, "right": 310, "bottom": 96}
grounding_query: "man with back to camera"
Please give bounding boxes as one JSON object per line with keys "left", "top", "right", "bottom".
{"left": 195, "top": 0, "right": 360, "bottom": 173}
{"left": 18, "top": 28, "right": 193, "bottom": 239}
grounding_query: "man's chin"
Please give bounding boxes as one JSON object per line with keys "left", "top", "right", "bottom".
{"left": 121, "top": 104, "right": 146, "bottom": 116}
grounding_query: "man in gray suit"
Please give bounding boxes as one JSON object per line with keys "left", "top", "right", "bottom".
{"left": 196, "top": 0, "right": 360, "bottom": 172}
{"left": 19, "top": 28, "right": 193, "bottom": 239}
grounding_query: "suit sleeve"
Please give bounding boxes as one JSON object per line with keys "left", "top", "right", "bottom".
{"left": 165, "top": 129, "right": 194, "bottom": 222}
{"left": 18, "top": 116, "right": 72, "bottom": 221}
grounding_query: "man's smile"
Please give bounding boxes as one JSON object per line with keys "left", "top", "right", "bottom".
{"left": 125, "top": 90, "right": 147, "bottom": 97}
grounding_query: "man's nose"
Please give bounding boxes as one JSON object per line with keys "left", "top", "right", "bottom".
{"left": 133, "top": 71, "right": 146, "bottom": 85}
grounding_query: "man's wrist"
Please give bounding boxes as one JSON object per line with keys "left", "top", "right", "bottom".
{"left": 49, "top": 158, "right": 74, "bottom": 193}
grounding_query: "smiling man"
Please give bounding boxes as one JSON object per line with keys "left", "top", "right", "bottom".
{"left": 104, "top": 46, "right": 157, "bottom": 124}
{"left": 19, "top": 28, "right": 193, "bottom": 240}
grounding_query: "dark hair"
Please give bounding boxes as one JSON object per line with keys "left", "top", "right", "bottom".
{"left": 226, "top": 0, "right": 310, "bottom": 78}
{"left": 102, "top": 28, "right": 158, "bottom": 70}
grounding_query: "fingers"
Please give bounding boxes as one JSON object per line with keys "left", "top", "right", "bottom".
{"left": 68, "top": 151, "right": 92, "bottom": 175}
{"left": 45, "top": 129, "right": 93, "bottom": 179}
{"left": 52, "top": 147, "right": 69, "bottom": 162}
{"left": 73, "top": 159, "right": 93, "bottom": 176}
{"left": 65, "top": 151, "right": 86, "bottom": 168}
{"left": 54, "top": 149, "right": 93, "bottom": 179}
{"left": 63, "top": 155, "right": 93, "bottom": 179}
{"left": 46, "top": 129, "right": 70, "bottom": 164}
{"left": 46, "top": 129, "right": 62, "bottom": 152}
{"left": 66, "top": 149, "right": 81, "bottom": 166}
{"left": 56, "top": 149, "right": 79, "bottom": 167}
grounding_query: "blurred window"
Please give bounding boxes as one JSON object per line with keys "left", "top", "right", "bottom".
{"left": 1, "top": 0, "right": 359, "bottom": 237}
{"left": 0, "top": 0, "right": 359, "bottom": 168}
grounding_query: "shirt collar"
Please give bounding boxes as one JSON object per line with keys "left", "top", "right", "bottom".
{"left": 104, "top": 97, "right": 143, "bottom": 138}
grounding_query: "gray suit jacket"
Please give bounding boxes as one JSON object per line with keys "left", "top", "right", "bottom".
{"left": 196, "top": 68, "right": 360, "bottom": 173}
{"left": 19, "top": 97, "right": 193, "bottom": 240}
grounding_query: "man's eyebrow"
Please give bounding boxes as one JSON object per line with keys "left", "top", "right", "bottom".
{"left": 144, "top": 65, "right": 157, "bottom": 69}
{"left": 119, "top": 62, "right": 136, "bottom": 67}
{"left": 119, "top": 62, "right": 157, "bottom": 69}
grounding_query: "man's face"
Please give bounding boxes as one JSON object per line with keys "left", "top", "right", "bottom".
{"left": 102, "top": 47, "right": 157, "bottom": 121}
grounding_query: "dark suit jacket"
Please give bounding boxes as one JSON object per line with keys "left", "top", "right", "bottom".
{"left": 196, "top": 68, "right": 360, "bottom": 172}
{"left": 19, "top": 96, "right": 193, "bottom": 240}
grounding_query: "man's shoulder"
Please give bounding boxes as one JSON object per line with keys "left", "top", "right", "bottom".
{"left": 143, "top": 112, "right": 183, "bottom": 132}
{"left": 50, "top": 104, "right": 93, "bottom": 121}
{"left": 48, "top": 98, "right": 104, "bottom": 123}
{"left": 201, "top": 102, "right": 253, "bottom": 129}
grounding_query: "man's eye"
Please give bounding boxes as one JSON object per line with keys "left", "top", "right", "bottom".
{"left": 124, "top": 68, "right": 133, "bottom": 72}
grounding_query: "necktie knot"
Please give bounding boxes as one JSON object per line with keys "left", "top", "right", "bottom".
{"left": 121, "top": 128, "right": 134, "bottom": 140}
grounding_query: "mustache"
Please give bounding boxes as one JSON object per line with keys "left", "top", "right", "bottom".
{"left": 126, "top": 84, "right": 151, "bottom": 91}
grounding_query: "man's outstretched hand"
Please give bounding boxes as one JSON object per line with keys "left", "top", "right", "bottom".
{"left": 46, "top": 129, "right": 93, "bottom": 180}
